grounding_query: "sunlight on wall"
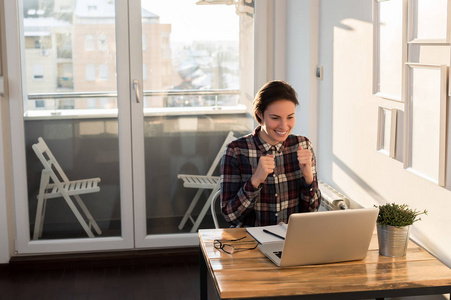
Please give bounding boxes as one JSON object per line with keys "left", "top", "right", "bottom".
{"left": 331, "top": 18, "right": 374, "bottom": 197}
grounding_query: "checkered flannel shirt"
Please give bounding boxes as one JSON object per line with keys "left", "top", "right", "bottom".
{"left": 220, "top": 127, "right": 321, "bottom": 227}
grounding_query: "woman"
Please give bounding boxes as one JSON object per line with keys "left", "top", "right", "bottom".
{"left": 220, "top": 80, "right": 321, "bottom": 227}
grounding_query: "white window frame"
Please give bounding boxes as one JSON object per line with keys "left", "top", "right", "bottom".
{"left": 99, "top": 64, "right": 109, "bottom": 80}
{"left": 86, "top": 64, "right": 96, "bottom": 81}
{"left": 33, "top": 64, "right": 44, "bottom": 80}
{"left": 84, "top": 34, "right": 95, "bottom": 51}
{"left": 97, "top": 34, "right": 108, "bottom": 51}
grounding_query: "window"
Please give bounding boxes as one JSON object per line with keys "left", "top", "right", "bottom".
{"left": 13, "top": 0, "right": 255, "bottom": 249}
{"left": 141, "top": 0, "right": 250, "bottom": 109}
{"left": 33, "top": 65, "right": 44, "bottom": 80}
{"left": 85, "top": 35, "right": 95, "bottom": 51}
{"left": 99, "top": 64, "right": 109, "bottom": 80}
{"left": 56, "top": 33, "right": 72, "bottom": 59}
{"left": 23, "top": 0, "right": 254, "bottom": 116}
{"left": 57, "top": 63, "right": 73, "bottom": 89}
{"left": 98, "top": 34, "right": 108, "bottom": 51}
{"left": 86, "top": 64, "right": 96, "bottom": 81}
{"left": 161, "top": 33, "right": 170, "bottom": 59}
{"left": 35, "top": 100, "right": 45, "bottom": 109}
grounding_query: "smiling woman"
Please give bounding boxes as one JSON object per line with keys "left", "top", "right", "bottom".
{"left": 220, "top": 81, "right": 322, "bottom": 227}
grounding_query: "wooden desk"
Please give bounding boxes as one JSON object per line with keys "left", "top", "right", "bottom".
{"left": 199, "top": 228, "right": 451, "bottom": 300}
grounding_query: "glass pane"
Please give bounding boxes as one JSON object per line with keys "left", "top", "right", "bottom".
{"left": 22, "top": 0, "right": 121, "bottom": 239}
{"left": 141, "top": 0, "right": 255, "bottom": 234}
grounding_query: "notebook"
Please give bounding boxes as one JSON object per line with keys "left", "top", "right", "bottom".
{"left": 258, "top": 207, "right": 379, "bottom": 267}
{"left": 246, "top": 222, "right": 288, "bottom": 244}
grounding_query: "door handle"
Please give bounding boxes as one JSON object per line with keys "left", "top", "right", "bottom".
{"left": 133, "top": 79, "right": 140, "bottom": 103}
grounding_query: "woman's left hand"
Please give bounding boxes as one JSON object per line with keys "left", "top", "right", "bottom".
{"left": 297, "top": 147, "right": 313, "bottom": 185}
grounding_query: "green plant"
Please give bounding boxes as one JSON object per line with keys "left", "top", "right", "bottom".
{"left": 374, "top": 203, "right": 427, "bottom": 228}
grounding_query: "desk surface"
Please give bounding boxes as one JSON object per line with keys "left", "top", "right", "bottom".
{"left": 199, "top": 228, "right": 451, "bottom": 299}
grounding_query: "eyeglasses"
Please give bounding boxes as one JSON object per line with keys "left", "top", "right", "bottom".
{"left": 213, "top": 236, "right": 258, "bottom": 254}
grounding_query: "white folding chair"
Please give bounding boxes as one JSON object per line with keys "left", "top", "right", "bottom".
{"left": 210, "top": 190, "right": 222, "bottom": 229}
{"left": 32, "top": 137, "right": 102, "bottom": 239}
{"left": 178, "top": 131, "right": 236, "bottom": 232}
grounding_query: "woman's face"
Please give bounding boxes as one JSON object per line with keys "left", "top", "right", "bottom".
{"left": 257, "top": 99, "right": 296, "bottom": 145}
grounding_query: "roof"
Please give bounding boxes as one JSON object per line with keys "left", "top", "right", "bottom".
{"left": 23, "top": 17, "right": 71, "bottom": 36}
{"left": 23, "top": 17, "right": 71, "bottom": 28}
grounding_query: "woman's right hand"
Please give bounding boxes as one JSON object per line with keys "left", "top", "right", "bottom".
{"left": 250, "top": 154, "right": 275, "bottom": 188}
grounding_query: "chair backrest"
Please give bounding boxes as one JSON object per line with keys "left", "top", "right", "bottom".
{"left": 211, "top": 188, "right": 242, "bottom": 229}
{"left": 32, "top": 137, "right": 70, "bottom": 184}
{"left": 205, "top": 131, "right": 236, "bottom": 176}
{"left": 210, "top": 190, "right": 221, "bottom": 229}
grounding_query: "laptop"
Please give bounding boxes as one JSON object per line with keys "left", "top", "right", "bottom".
{"left": 258, "top": 207, "right": 379, "bottom": 267}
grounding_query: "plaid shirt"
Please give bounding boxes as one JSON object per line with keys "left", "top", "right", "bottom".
{"left": 220, "top": 127, "right": 321, "bottom": 227}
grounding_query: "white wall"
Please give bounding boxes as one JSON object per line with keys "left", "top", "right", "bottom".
{"left": 311, "top": 0, "right": 451, "bottom": 270}
{"left": 286, "top": 0, "right": 313, "bottom": 139}
{"left": 285, "top": 0, "right": 451, "bottom": 272}
{"left": 284, "top": 3, "right": 451, "bottom": 299}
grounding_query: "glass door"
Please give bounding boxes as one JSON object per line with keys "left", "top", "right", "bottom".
{"left": 133, "top": 0, "right": 255, "bottom": 247}
{"left": 10, "top": 0, "right": 255, "bottom": 253}
{"left": 11, "top": 0, "right": 135, "bottom": 253}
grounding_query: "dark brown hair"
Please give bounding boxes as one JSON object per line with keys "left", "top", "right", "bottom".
{"left": 253, "top": 80, "right": 299, "bottom": 124}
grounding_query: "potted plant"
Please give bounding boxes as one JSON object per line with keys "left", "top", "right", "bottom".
{"left": 374, "top": 203, "right": 427, "bottom": 257}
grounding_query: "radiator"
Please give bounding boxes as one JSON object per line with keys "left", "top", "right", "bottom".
{"left": 318, "top": 180, "right": 349, "bottom": 210}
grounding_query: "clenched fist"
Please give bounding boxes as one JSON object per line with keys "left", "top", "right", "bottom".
{"left": 251, "top": 154, "right": 275, "bottom": 188}
{"left": 297, "top": 147, "right": 313, "bottom": 185}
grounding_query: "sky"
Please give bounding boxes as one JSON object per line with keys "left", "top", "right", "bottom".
{"left": 141, "top": 0, "right": 239, "bottom": 42}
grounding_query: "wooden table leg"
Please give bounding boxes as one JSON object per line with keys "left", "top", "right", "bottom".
{"left": 200, "top": 247, "right": 208, "bottom": 300}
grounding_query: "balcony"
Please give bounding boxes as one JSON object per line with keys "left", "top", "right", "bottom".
{"left": 24, "top": 89, "right": 253, "bottom": 238}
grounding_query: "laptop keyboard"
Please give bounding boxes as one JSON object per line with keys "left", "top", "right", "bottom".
{"left": 274, "top": 251, "right": 282, "bottom": 258}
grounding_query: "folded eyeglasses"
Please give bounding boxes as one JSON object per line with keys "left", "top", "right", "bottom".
{"left": 213, "top": 236, "right": 258, "bottom": 254}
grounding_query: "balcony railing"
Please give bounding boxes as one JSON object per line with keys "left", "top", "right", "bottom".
{"left": 28, "top": 89, "right": 239, "bottom": 101}
{"left": 25, "top": 89, "right": 247, "bottom": 119}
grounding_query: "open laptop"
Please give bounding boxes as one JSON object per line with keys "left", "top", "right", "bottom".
{"left": 258, "top": 207, "right": 379, "bottom": 267}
